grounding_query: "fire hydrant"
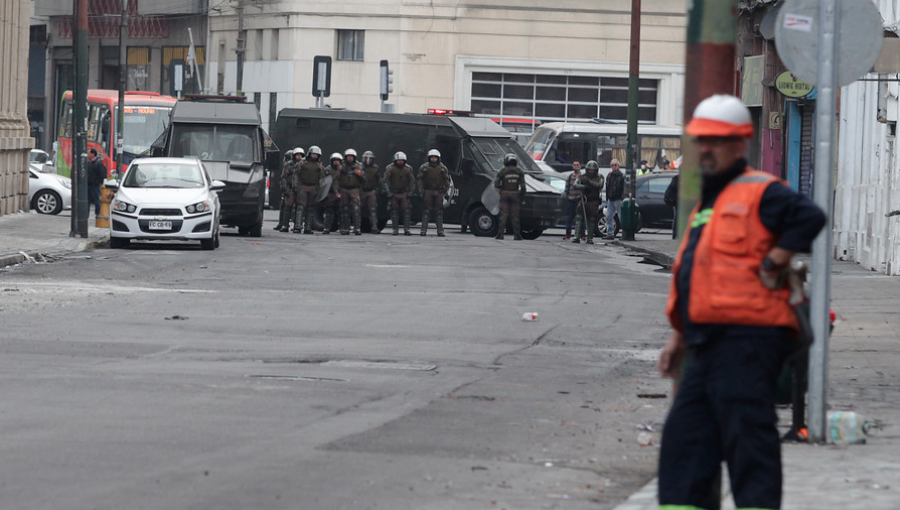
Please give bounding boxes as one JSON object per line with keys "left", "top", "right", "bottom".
{"left": 96, "top": 183, "right": 114, "bottom": 228}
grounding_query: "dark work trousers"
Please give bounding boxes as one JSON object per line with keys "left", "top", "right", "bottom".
{"left": 658, "top": 332, "right": 793, "bottom": 510}
{"left": 565, "top": 199, "right": 585, "bottom": 237}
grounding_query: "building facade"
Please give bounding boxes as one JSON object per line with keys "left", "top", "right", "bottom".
{"left": 1, "top": 0, "right": 34, "bottom": 216}
{"left": 207, "top": 0, "right": 688, "bottom": 135}
{"left": 835, "top": 0, "right": 900, "bottom": 275}
{"left": 31, "top": 0, "right": 208, "bottom": 152}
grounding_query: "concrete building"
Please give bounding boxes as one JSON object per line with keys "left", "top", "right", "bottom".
{"left": 1, "top": 0, "right": 34, "bottom": 217}
{"left": 207, "top": 0, "right": 688, "bottom": 135}
{"left": 834, "top": 2, "right": 900, "bottom": 275}
{"left": 31, "top": 0, "right": 208, "bottom": 152}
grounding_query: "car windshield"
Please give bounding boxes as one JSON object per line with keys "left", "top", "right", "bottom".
{"left": 118, "top": 106, "right": 173, "bottom": 157}
{"left": 123, "top": 162, "right": 206, "bottom": 188}
{"left": 169, "top": 124, "right": 258, "bottom": 163}
{"left": 30, "top": 150, "right": 49, "bottom": 164}
{"left": 471, "top": 137, "right": 542, "bottom": 175}
{"left": 523, "top": 126, "right": 556, "bottom": 160}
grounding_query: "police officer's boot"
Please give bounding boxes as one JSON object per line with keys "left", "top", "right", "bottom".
{"left": 322, "top": 209, "right": 333, "bottom": 234}
{"left": 293, "top": 206, "right": 305, "bottom": 233}
{"left": 586, "top": 218, "right": 595, "bottom": 244}
{"left": 274, "top": 202, "right": 286, "bottom": 230}
{"left": 403, "top": 210, "right": 412, "bottom": 236}
{"left": 339, "top": 206, "right": 350, "bottom": 235}
{"left": 495, "top": 215, "right": 506, "bottom": 240}
{"left": 572, "top": 216, "right": 582, "bottom": 243}
{"left": 512, "top": 216, "right": 522, "bottom": 241}
{"left": 420, "top": 211, "right": 430, "bottom": 236}
{"left": 437, "top": 210, "right": 445, "bottom": 237}
{"left": 353, "top": 205, "right": 362, "bottom": 235}
{"left": 391, "top": 211, "right": 400, "bottom": 235}
{"left": 304, "top": 207, "right": 315, "bottom": 234}
{"left": 369, "top": 208, "right": 380, "bottom": 234}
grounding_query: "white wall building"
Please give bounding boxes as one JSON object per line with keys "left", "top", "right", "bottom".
{"left": 835, "top": 2, "right": 900, "bottom": 275}
{"left": 207, "top": 0, "right": 687, "bottom": 135}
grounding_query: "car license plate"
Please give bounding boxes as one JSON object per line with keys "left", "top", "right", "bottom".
{"left": 149, "top": 221, "right": 172, "bottom": 230}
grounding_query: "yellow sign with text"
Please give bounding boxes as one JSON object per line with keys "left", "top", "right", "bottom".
{"left": 775, "top": 71, "right": 814, "bottom": 98}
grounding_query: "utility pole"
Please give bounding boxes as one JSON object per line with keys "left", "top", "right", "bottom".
{"left": 235, "top": 0, "right": 245, "bottom": 96}
{"left": 676, "top": 0, "right": 738, "bottom": 238}
{"left": 116, "top": 0, "right": 127, "bottom": 178}
{"left": 71, "top": 0, "right": 89, "bottom": 238}
{"left": 622, "top": 0, "right": 641, "bottom": 241}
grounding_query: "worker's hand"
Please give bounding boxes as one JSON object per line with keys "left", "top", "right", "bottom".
{"left": 658, "top": 331, "right": 686, "bottom": 379}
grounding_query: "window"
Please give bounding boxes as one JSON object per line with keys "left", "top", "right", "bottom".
{"left": 470, "top": 72, "right": 660, "bottom": 137}
{"left": 337, "top": 30, "right": 365, "bottom": 61}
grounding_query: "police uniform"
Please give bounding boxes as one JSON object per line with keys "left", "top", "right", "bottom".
{"left": 659, "top": 160, "right": 826, "bottom": 510}
{"left": 383, "top": 162, "right": 415, "bottom": 235}
{"left": 320, "top": 164, "right": 342, "bottom": 234}
{"left": 338, "top": 161, "right": 366, "bottom": 235}
{"left": 572, "top": 171, "right": 604, "bottom": 244}
{"left": 493, "top": 163, "right": 526, "bottom": 240}
{"left": 294, "top": 159, "right": 325, "bottom": 234}
{"left": 417, "top": 161, "right": 451, "bottom": 236}
{"left": 277, "top": 159, "right": 298, "bottom": 232}
{"left": 360, "top": 162, "right": 382, "bottom": 233}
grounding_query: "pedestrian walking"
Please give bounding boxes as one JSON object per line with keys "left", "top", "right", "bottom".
{"left": 604, "top": 159, "right": 625, "bottom": 240}
{"left": 572, "top": 160, "right": 604, "bottom": 244}
{"left": 360, "top": 150, "right": 382, "bottom": 233}
{"left": 417, "top": 149, "right": 451, "bottom": 237}
{"left": 320, "top": 153, "right": 343, "bottom": 234}
{"left": 86, "top": 148, "right": 107, "bottom": 218}
{"left": 383, "top": 151, "right": 415, "bottom": 236}
{"left": 339, "top": 149, "right": 366, "bottom": 235}
{"left": 294, "top": 146, "right": 325, "bottom": 234}
{"left": 563, "top": 161, "right": 584, "bottom": 240}
{"left": 657, "top": 94, "right": 826, "bottom": 510}
{"left": 493, "top": 153, "right": 526, "bottom": 240}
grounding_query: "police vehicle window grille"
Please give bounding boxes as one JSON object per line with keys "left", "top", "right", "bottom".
{"left": 470, "top": 72, "right": 659, "bottom": 133}
{"left": 336, "top": 30, "right": 365, "bottom": 61}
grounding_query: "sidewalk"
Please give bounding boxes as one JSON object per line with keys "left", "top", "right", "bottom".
{"left": 0, "top": 211, "right": 108, "bottom": 269}
{"left": 612, "top": 237, "right": 900, "bottom": 510}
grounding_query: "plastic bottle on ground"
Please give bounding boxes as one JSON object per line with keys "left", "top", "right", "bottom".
{"left": 828, "top": 411, "right": 870, "bottom": 445}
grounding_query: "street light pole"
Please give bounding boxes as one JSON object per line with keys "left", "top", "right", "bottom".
{"left": 623, "top": 0, "right": 641, "bottom": 241}
{"left": 71, "top": 0, "right": 89, "bottom": 238}
{"left": 116, "top": 0, "right": 127, "bottom": 178}
{"left": 235, "top": 0, "right": 245, "bottom": 96}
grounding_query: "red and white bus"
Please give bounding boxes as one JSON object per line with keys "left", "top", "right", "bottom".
{"left": 56, "top": 90, "right": 177, "bottom": 177}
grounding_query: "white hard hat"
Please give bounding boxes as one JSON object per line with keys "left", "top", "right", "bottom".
{"left": 393, "top": 151, "right": 407, "bottom": 161}
{"left": 427, "top": 149, "right": 441, "bottom": 158}
{"left": 293, "top": 147, "right": 305, "bottom": 155}
{"left": 344, "top": 148, "right": 357, "bottom": 158}
{"left": 330, "top": 152, "right": 343, "bottom": 161}
{"left": 308, "top": 145, "right": 322, "bottom": 156}
{"left": 685, "top": 94, "right": 753, "bottom": 138}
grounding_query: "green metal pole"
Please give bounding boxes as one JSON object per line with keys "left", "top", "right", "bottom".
{"left": 117, "top": 0, "right": 127, "bottom": 177}
{"left": 623, "top": 0, "right": 641, "bottom": 241}
{"left": 677, "top": 0, "right": 738, "bottom": 239}
{"left": 71, "top": 0, "right": 89, "bottom": 237}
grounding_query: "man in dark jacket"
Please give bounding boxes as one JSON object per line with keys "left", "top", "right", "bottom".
{"left": 86, "top": 148, "right": 107, "bottom": 218}
{"left": 604, "top": 159, "right": 625, "bottom": 239}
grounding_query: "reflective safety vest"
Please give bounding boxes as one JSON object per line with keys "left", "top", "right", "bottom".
{"left": 666, "top": 169, "right": 799, "bottom": 332}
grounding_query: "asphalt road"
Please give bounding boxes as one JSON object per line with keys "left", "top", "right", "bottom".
{"left": 0, "top": 212, "right": 675, "bottom": 510}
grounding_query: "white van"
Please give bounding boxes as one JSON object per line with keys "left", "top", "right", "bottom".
{"left": 524, "top": 122, "right": 683, "bottom": 176}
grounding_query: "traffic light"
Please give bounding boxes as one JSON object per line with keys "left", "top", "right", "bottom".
{"left": 380, "top": 60, "right": 393, "bottom": 101}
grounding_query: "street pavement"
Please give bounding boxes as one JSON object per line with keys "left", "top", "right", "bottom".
{"left": 1, "top": 211, "right": 898, "bottom": 509}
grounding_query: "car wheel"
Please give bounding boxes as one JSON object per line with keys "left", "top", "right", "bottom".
{"left": 32, "top": 189, "right": 62, "bottom": 215}
{"left": 109, "top": 237, "right": 130, "bottom": 249}
{"left": 467, "top": 206, "right": 498, "bottom": 237}
{"left": 249, "top": 221, "right": 262, "bottom": 238}
{"left": 238, "top": 225, "right": 250, "bottom": 236}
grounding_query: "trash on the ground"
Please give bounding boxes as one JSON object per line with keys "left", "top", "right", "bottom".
{"left": 165, "top": 315, "right": 188, "bottom": 320}
{"left": 637, "top": 432, "right": 654, "bottom": 446}
{"left": 635, "top": 423, "right": 655, "bottom": 432}
{"left": 828, "top": 411, "right": 872, "bottom": 445}
{"left": 637, "top": 393, "right": 667, "bottom": 399}
{"left": 522, "top": 312, "right": 539, "bottom": 321}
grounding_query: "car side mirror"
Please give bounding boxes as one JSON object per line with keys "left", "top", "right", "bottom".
{"left": 210, "top": 180, "right": 226, "bottom": 191}
{"left": 104, "top": 180, "right": 119, "bottom": 191}
{"left": 461, "top": 158, "right": 475, "bottom": 176}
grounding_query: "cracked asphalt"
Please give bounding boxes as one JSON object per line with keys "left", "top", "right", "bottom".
{"left": 0, "top": 216, "right": 675, "bottom": 510}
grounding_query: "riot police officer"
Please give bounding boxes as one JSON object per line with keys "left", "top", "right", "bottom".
{"left": 321, "top": 153, "right": 343, "bottom": 234}
{"left": 273, "top": 148, "right": 295, "bottom": 231}
{"left": 493, "top": 153, "right": 526, "bottom": 240}
{"left": 383, "top": 151, "right": 415, "bottom": 236}
{"left": 572, "top": 160, "right": 604, "bottom": 244}
{"left": 338, "top": 148, "right": 366, "bottom": 235}
{"left": 360, "top": 150, "right": 382, "bottom": 233}
{"left": 417, "top": 149, "right": 451, "bottom": 237}
{"left": 294, "top": 145, "right": 325, "bottom": 234}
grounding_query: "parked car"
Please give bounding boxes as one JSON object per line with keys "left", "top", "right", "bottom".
{"left": 105, "top": 158, "right": 225, "bottom": 250}
{"left": 28, "top": 164, "right": 72, "bottom": 215}
{"left": 634, "top": 170, "right": 677, "bottom": 229}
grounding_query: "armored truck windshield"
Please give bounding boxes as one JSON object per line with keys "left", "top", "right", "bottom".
{"left": 169, "top": 124, "right": 259, "bottom": 164}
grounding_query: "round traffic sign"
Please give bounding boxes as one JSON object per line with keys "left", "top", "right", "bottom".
{"left": 775, "top": 0, "right": 883, "bottom": 87}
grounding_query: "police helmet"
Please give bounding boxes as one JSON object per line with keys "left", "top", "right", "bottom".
{"left": 344, "top": 148, "right": 357, "bottom": 159}
{"left": 294, "top": 147, "right": 305, "bottom": 155}
{"left": 503, "top": 153, "right": 518, "bottom": 167}
{"left": 585, "top": 160, "right": 600, "bottom": 171}
{"left": 362, "top": 150, "right": 375, "bottom": 165}
{"left": 308, "top": 145, "right": 322, "bottom": 156}
{"left": 330, "top": 152, "right": 343, "bottom": 163}
{"left": 427, "top": 149, "right": 441, "bottom": 160}
{"left": 393, "top": 151, "right": 407, "bottom": 163}
{"left": 284, "top": 149, "right": 294, "bottom": 158}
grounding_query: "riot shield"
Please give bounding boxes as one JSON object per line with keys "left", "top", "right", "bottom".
{"left": 443, "top": 175, "right": 456, "bottom": 208}
{"left": 315, "top": 174, "right": 333, "bottom": 203}
{"left": 481, "top": 183, "right": 500, "bottom": 215}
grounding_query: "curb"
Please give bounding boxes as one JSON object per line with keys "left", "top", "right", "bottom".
{"left": 0, "top": 236, "right": 108, "bottom": 270}
{"left": 611, "top": 240, "right": 675, "bottom": 268}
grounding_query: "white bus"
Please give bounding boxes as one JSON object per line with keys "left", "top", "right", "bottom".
{"left": 524, "top": 122, "right": 683, "bottom": 175}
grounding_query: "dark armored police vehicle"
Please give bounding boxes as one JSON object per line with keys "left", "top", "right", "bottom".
{"left": 270, "top": 109, "right": 562, "bottom": 239}
{"left": 149, "top": 96, "right": 280, "bottom": 237}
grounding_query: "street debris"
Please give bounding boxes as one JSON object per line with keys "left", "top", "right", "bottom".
{"left": 522, "top": 312, "right": 539, "bottom": 321}
{"left": 635, "top": 423, "right": 655, "bottom": 432}
{"left": 165, "top": 315, "right": 188, "bottom": 320}
{"left": 637, "top": 393, "right": 667, "bottom": 399}
{"left": 637, "top": 432, "right": 654, "bottom": 446}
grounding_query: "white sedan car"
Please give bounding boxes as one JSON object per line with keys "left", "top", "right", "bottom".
{"left": 29, "top": 164, "right": 72, "bottom": 215}
{"left": 105, "top": 158, "right": 224, "bottom": 250}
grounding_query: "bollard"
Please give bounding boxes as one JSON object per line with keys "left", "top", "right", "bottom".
{"left": 96, "top": 184, "right": 113, "bottom": 228}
